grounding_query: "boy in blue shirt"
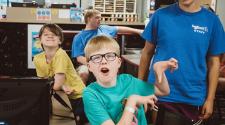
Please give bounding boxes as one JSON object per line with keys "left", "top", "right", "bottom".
{"left": 82, "top": 35, "right": 178, "bottom": 125}
{"left": 139, "top": 0, "right": 225, "bottom": 124}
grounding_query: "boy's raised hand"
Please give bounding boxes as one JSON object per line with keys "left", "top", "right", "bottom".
{"left": 128, "top": 94, "right": 158, "bottom": 112}
{"left": 153, "top": 58, "right": 178, "bottom": 83}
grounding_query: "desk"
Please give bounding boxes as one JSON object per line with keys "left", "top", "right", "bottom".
{"left": 121, "top": 54, "right": 140, "bottom": 66}
{"left": 218, "top": 77, "right": 225, "bottom": 91}
{"left": 117, "top": 33, "right": 144, "bottom": 55}
{"left": 215, "top": 77, "right": 225, "bottom": 122}
{"left": 121, "top": 54, "right": 141, "bottom": 77}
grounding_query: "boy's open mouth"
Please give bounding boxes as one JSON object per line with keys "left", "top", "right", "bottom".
{"left": 100, "top": 67, "right": 109, "bottom": 73}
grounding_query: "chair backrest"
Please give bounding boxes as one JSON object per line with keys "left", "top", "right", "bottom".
{"left": 49, "top": 79, "right": 75, "bottom": 120}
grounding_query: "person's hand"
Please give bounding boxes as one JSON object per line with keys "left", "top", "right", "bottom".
{"left": 128, "top": 94, "right": 158, "bottom": 112}
{"left": 199, "top": 99, "right": 214, "bottom": 120}
{"left": 153, "top": 58, "right": 178, "bottom": 83}
{"left": 61, "top": 85, "right": 74, "bottom": 95}
{"left": 138, "top": 29, "right": 144, "bottom": 35}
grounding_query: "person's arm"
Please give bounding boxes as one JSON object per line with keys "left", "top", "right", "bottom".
{"left": 154, "top": 73, "right": 169, "bottom": 96}
{"left": 200, "top": 55, "right": 220, "bottom": 119}
{"left": 71, "top": 34, "right": 86, "bottom": 65}
{"left": 117, "top": 26, "right": 143, "bottom": 35}
{"left": 53, "top": 73, "right": 65, "bottom": 90}
{"left": 153, "top": 58, "right": 178, "bottom": 96}
{"left": 53, "top": 73, "right": 74, "bottom": 95}
{"left": 77, "top": 55, "right": 88, "bottom": 65}
{"left": 138, "top": 42, "right": 155, "bottom": 81}
{"left": 102, "top": 95, "right": 157, "bottom": 125}
{"left": 102, "top": 96, "right": 136, "bottom": 125}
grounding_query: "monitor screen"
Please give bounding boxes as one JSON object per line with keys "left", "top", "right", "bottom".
{"left": 11, "top": 2, "right": 39, "bottom": 8}
{"left": 23, "top": 0, "right": 45, "bottom": 6}
{"left": 155, "top": 0, "right": 176, "bottom": 10}
{"left": 0, "top": 77, "right": 50, "bottom": 125}
{"left": 51, "top": 4, "right": 75, "bottom": 9}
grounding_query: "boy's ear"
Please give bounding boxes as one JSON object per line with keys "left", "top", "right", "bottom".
{"left": 87, "top": 63, "right": 92, "bottom": 72}
{"left": 87, "top": 63, "right": 90, "bottom": 69}
{"left": 87, "top": 17, "right": 91, "bottom": 23}
{"left": 117, "top": 57, "right": 122, "bottom": 68}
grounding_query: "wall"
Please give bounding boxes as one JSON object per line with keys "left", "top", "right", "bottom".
{"left": 216, "top": 0, "right": 225, "bottom": 28}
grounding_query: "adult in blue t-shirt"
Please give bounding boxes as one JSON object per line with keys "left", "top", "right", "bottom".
{"left": 71, "top": 9, "right": 143, "bottom": 65}
{"left": 139, "top": 1, "right": 225, "bottom": 125}
{"left": 71, "top": 9, "right": 143, "bottom": 84}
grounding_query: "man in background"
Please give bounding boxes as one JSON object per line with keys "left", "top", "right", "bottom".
{"left": 71, "top": 9, "right": 143, "bottom": 84}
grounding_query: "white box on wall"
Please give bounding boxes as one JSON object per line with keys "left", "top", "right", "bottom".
{"left": 81, "top": 0, "right": 94, "bottom": 10}
{"left": 216, "top": 0, "right": 225, "bottom": 28}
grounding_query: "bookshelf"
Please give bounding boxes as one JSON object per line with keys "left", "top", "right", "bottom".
{"left": 93, "top": 0, "right": 138, "bottom": 22}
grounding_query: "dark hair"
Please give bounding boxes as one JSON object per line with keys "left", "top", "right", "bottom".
{"left": 39, "top": 23, "right": 64, "bottom": 42}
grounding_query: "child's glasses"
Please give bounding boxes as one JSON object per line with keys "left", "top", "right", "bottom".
{"left": 89, "top": 52, "right": 118, "bottom": 63}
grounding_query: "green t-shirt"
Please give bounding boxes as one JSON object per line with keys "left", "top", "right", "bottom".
{"left": 83, "top": 74, "right": 154, "bottom": 125}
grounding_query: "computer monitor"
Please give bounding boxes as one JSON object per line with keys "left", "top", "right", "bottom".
{"left": 51, "top": 4, "right": 75, "bottom": 9}
{"left": 23, "top": 0, "right": 45, "bottom": 6}
{"left": 11, "top": 2, "right": 39, "bottom": 8}
{"left": 0, "top": 77, "right": 50, "bottom": 125}
{"left": 155, "top": 0, "right": 177, "bottom": 10}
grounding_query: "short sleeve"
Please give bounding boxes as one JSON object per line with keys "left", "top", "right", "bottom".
{"left": 141, "top": 13, "right": 159, "bottom": 45}
{"left": 83, "top": 89, "right": 111, "bottom": 125}
{"left": 100, "top": 25, "right": 118, "bottom": 37}
{"left": 208, "top": 16, "right": 225, "bottom": 56}
{"left": 33, "top": 56, "right": 46, "bottom": 77}
{"left": 132, "top": 76, "right": 155, "bottom": 96}
{"left": 121, "top": 74, "right": 155, "bottom": 96}
{"left": 71, "top": 34, "right": 85, "bottom": 58}
{"left": 52, "top": 54, "right": 68, "bottom": 74}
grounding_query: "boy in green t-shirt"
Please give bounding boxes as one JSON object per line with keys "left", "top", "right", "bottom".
{"left": 83, "top": 35, "right": 178, "bottom": 125}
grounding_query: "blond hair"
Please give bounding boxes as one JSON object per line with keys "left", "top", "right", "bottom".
{"left": 84, "top": 9, "right": 101, "bottom": 24}
{"left": 84, "top": 35, "right": 120, "bottom": 61}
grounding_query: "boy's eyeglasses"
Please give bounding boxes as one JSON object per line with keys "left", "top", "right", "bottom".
{"left": 89, "top": 52, "right": 118, "bottom": 63}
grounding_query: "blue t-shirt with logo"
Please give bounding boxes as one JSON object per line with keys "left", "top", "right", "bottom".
{"left": 142, "top": 3, "right": 225, "bottom": 106}
{"left": 71, "top": 25, "right": 118, "bottom": 58}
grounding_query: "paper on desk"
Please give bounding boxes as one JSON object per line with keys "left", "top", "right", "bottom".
{"left": 58, "top": 9, "right": 70, "bottom": 18}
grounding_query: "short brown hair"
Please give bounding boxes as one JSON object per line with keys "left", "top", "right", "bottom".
{"left": 84, "top": 35, "right": 120, "bottom": 61}
{"left": 84, "top": 9, "right": 101, "bottom": 24}
{"left": 39, "top": 23, "right": 64, "bottom": 42}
